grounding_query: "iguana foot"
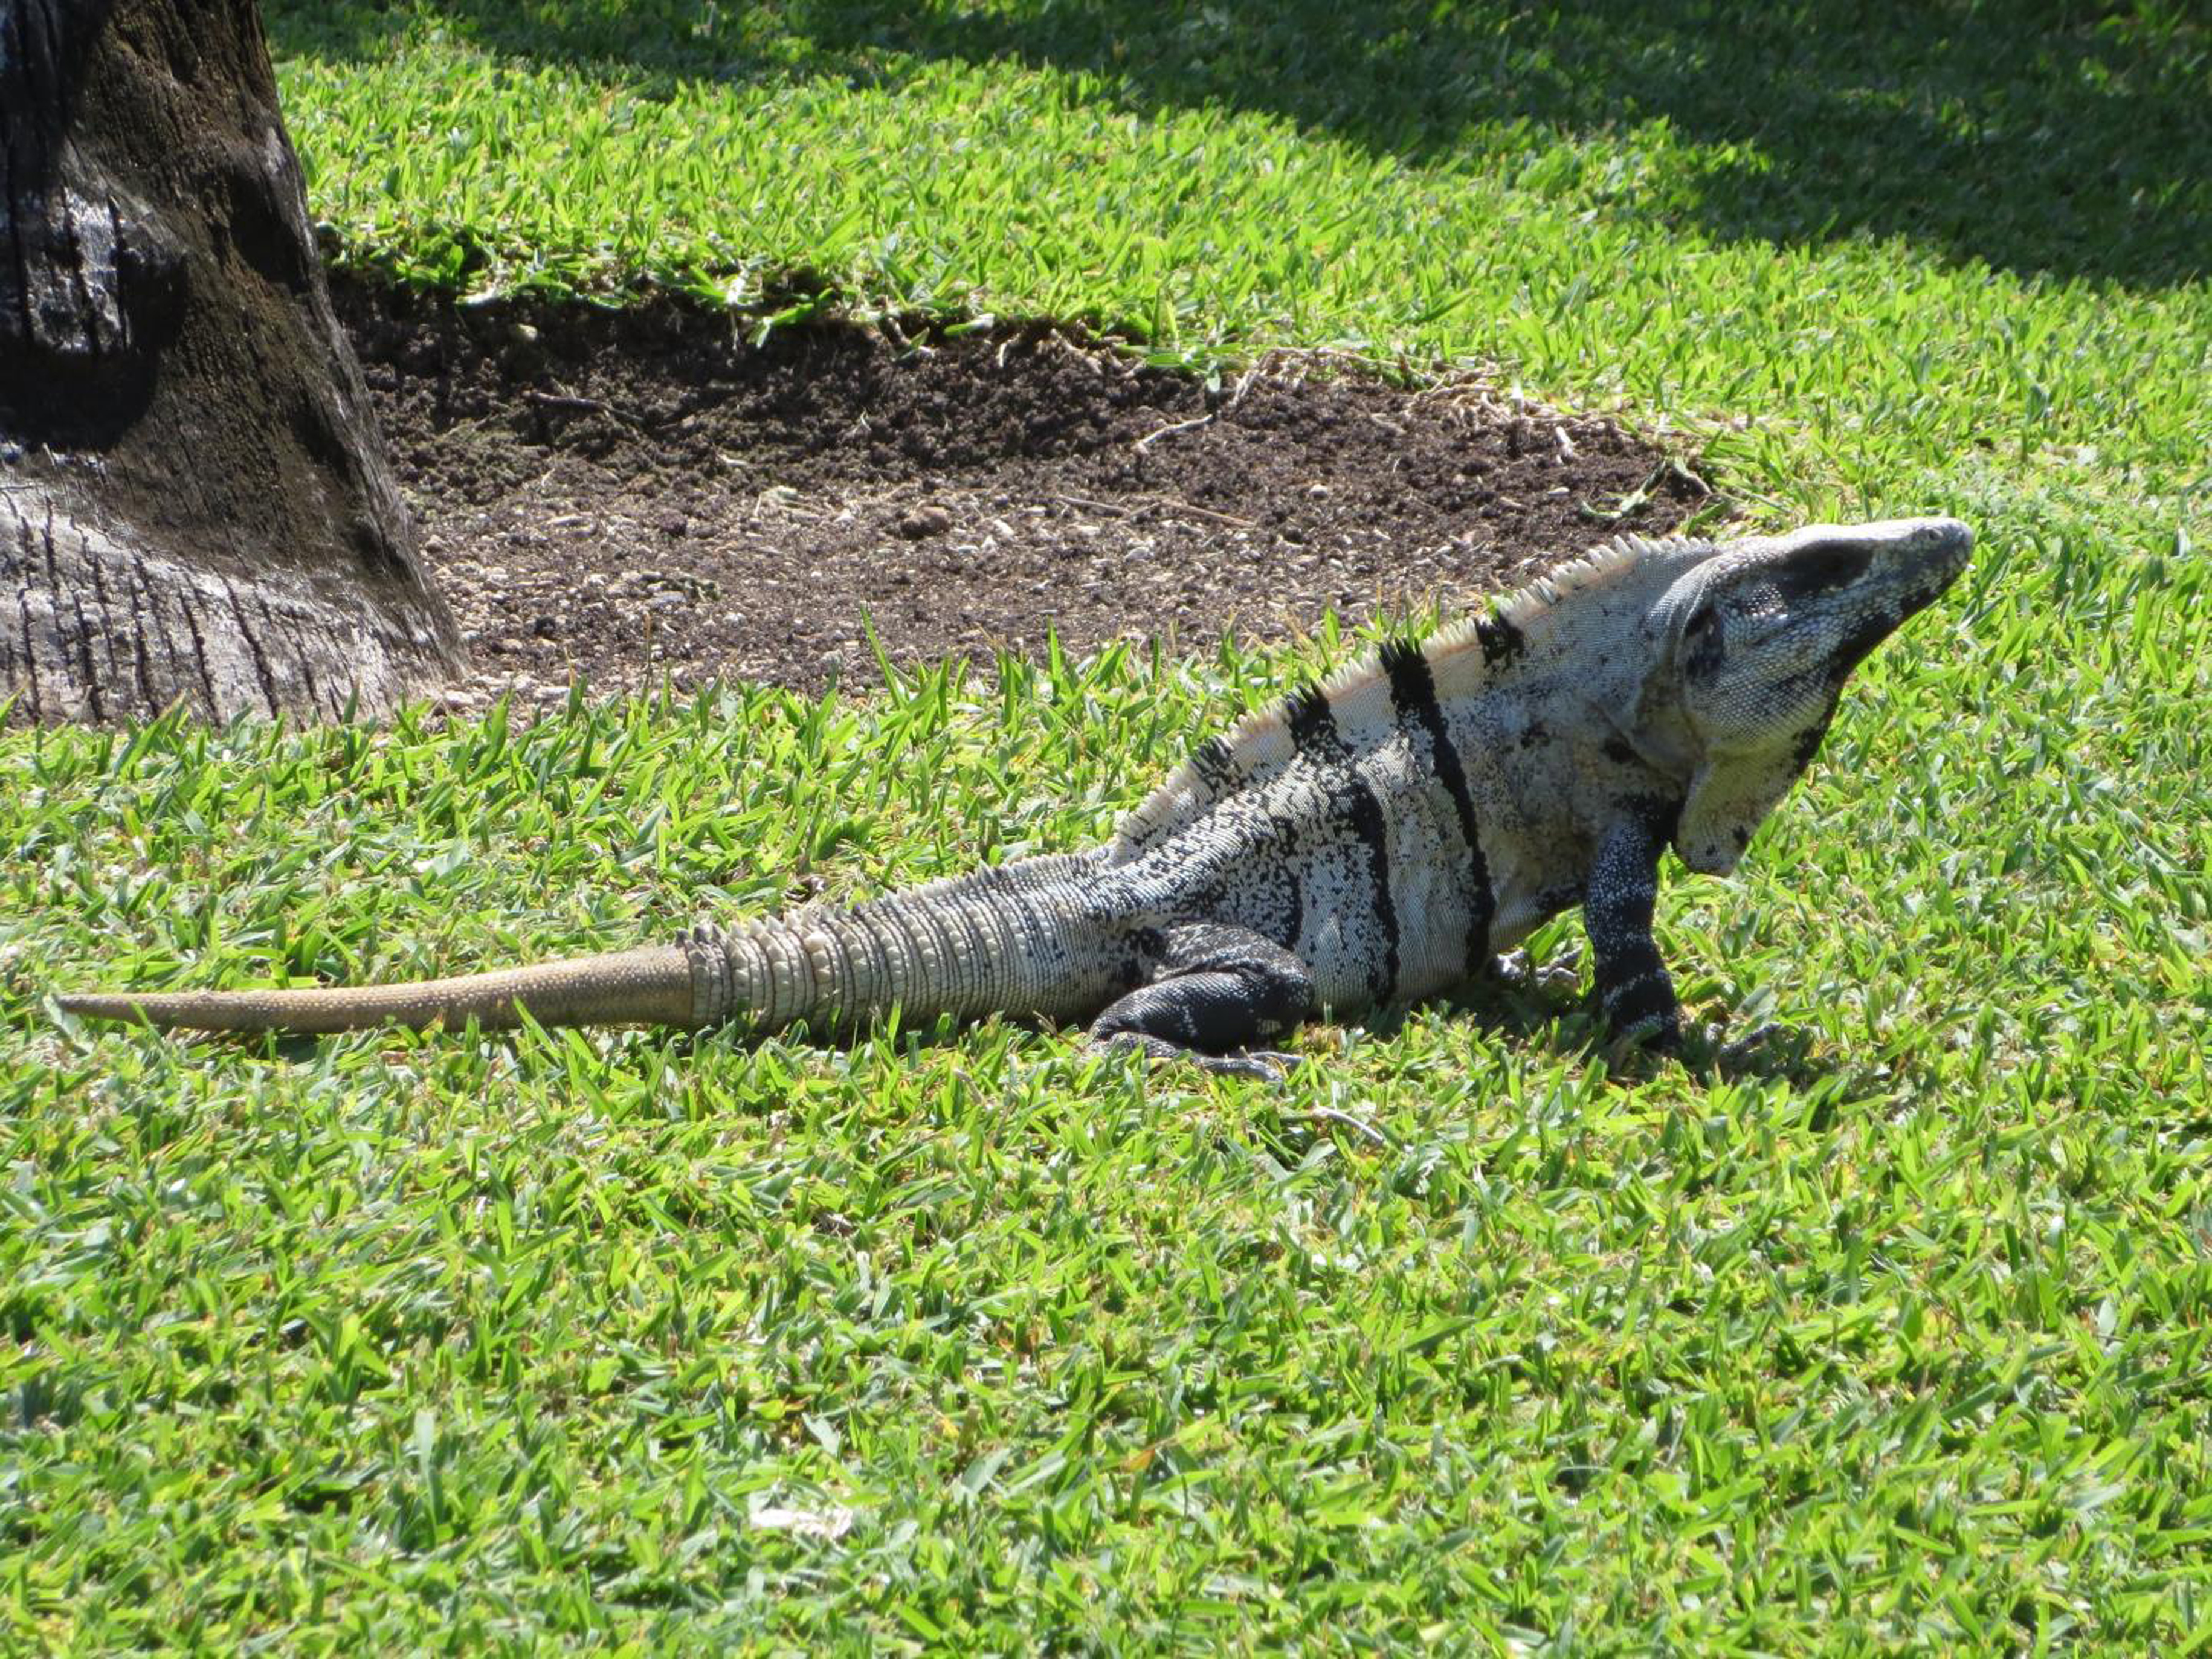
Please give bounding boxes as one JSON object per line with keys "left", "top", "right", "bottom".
{"left": 1086, "top": 922, "right": 1316, "bottom": 1082}
{"left": 1697, "top": 1020, "right": 1791, "bottom": 1072}
{"left": 1198, "top": 1047, "right": 1304, "bottom": 1081}
{"left": 1602, "top": 1011, "right": 1683, "bottom": 1067}
{"left": 1095, "top": 1030, "right": 1303, "bottom": 1082}
{"left": 1493, "top": 944, "right": 1584, "bottom": 996}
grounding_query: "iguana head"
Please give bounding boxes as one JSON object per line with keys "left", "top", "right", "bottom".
{"left": 1637, "top": 517, "right": 1972, "bottom": 874}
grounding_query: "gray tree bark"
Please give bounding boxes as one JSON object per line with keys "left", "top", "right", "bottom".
{"left": 1, "top": 0, "right": 463, "bottom": 724}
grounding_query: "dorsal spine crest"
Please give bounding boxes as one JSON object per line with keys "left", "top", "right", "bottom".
{"left": 1108, "top": 530, "right": 1707, "bottom": 858}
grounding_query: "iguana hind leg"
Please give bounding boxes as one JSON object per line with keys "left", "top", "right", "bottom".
{"left": 1089, "top": 922, "right": 1315, "bottom": 1075}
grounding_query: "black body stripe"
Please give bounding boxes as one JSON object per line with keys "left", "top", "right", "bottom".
{"left": 1383, "top": 640, "right": 1495, "bottom": 970}
{"left": 1284, "top": 683, "right": 1335, "bottom": 754}
{"left": 1191, "top": 735, "right": 1239, "bottom": 795}
{"left": 1283, "top": 680, "right": 1399, "bottom": 1001}
{"left": 1343, "top": 777, "right": 1399, "bottom": 1002}
{"left": 1477, "top": 615, "right": 1526, "bottom": 668}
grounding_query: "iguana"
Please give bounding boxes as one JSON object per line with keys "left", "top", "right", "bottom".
{"left": 56, "top": 517, "right": 1972, "bottom": 1070}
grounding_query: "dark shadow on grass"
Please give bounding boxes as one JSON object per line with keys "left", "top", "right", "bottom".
{"left": 268, "top": 0, "right": 2210, "bottom": 289}
{"left": 1431, "top": 974, "right": 1845, "bottom": 1096}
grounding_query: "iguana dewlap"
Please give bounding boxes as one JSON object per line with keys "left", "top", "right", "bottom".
{"left": 59, "top": 517, "right": 1972, "bottom": 1066}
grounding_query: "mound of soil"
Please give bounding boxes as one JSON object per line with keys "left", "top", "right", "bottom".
{"left": 335, "top": 280, "right": 1712, "bottom": 710}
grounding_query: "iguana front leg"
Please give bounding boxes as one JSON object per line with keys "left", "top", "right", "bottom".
{"left": 1089, "top": 922, "right": 1316, "bottom": 1076}
{"left": 1584, "top": 813, "right": 1681, "bottom": 1046}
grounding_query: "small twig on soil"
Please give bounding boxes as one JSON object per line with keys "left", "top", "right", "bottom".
{"left": 751, "top": 484, "right": 819, "bottom": 522}
{"left": 1056, "top": 491, "right": 1256, "bottom": 530}
{"left": 525, "top": 389, "right": 673, "bottom": 433}
{"left": 524, "top": 391, "right": 610, "bottom": 416}
{"left": 1410, "top": 376, "right": 1509, "bottom": 413}
{"left": 1055, "top": 493, "right": 1129, "bottom": 518}
{"left": 1135, "top": 412, "right": 1214, "bottom": 453}
{"left": 1146, "top": 495, "right": 1254, "bottom": 529}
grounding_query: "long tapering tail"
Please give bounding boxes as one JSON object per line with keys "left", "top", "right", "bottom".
{"left": 54, "top": 946, "right": 697, "bottom": 1034}
{"left": 56, "top": 851, "right": 1124, "bottom": 1038}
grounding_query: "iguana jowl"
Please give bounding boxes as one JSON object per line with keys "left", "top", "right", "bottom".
{"left": 58, "top": 517, "right": 1972, "bottom": 1065}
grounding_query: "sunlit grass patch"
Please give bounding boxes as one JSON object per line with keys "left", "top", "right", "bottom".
{"left": 5, "top": 1, "right": 2211, "bottom": 1648}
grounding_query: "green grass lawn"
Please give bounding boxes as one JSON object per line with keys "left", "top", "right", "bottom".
{"left": 7, "top": 1, "right": 2212, "bottom": 1649}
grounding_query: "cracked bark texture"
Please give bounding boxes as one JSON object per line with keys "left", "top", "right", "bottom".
{"left": 1, "top": 0, "right": 462, "bottom": 724}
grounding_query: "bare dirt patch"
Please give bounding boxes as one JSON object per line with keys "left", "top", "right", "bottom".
{"left": 336, "top": 279, "right": 1712, "bottom": 709}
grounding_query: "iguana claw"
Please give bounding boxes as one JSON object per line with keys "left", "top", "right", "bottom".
{"left": 1095, "top": 1030, "right": 1303, "bottom": 1082}
{"left": 1494, "top": 945, "right": 1585, "bottom": 996}
{"left": 1707, "top": 1020, "right": 1790, "bottom": 1071}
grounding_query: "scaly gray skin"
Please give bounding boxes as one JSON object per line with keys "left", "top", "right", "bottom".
{"left": 57, "top": 517, "right": 1973, "bottom": 1066}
